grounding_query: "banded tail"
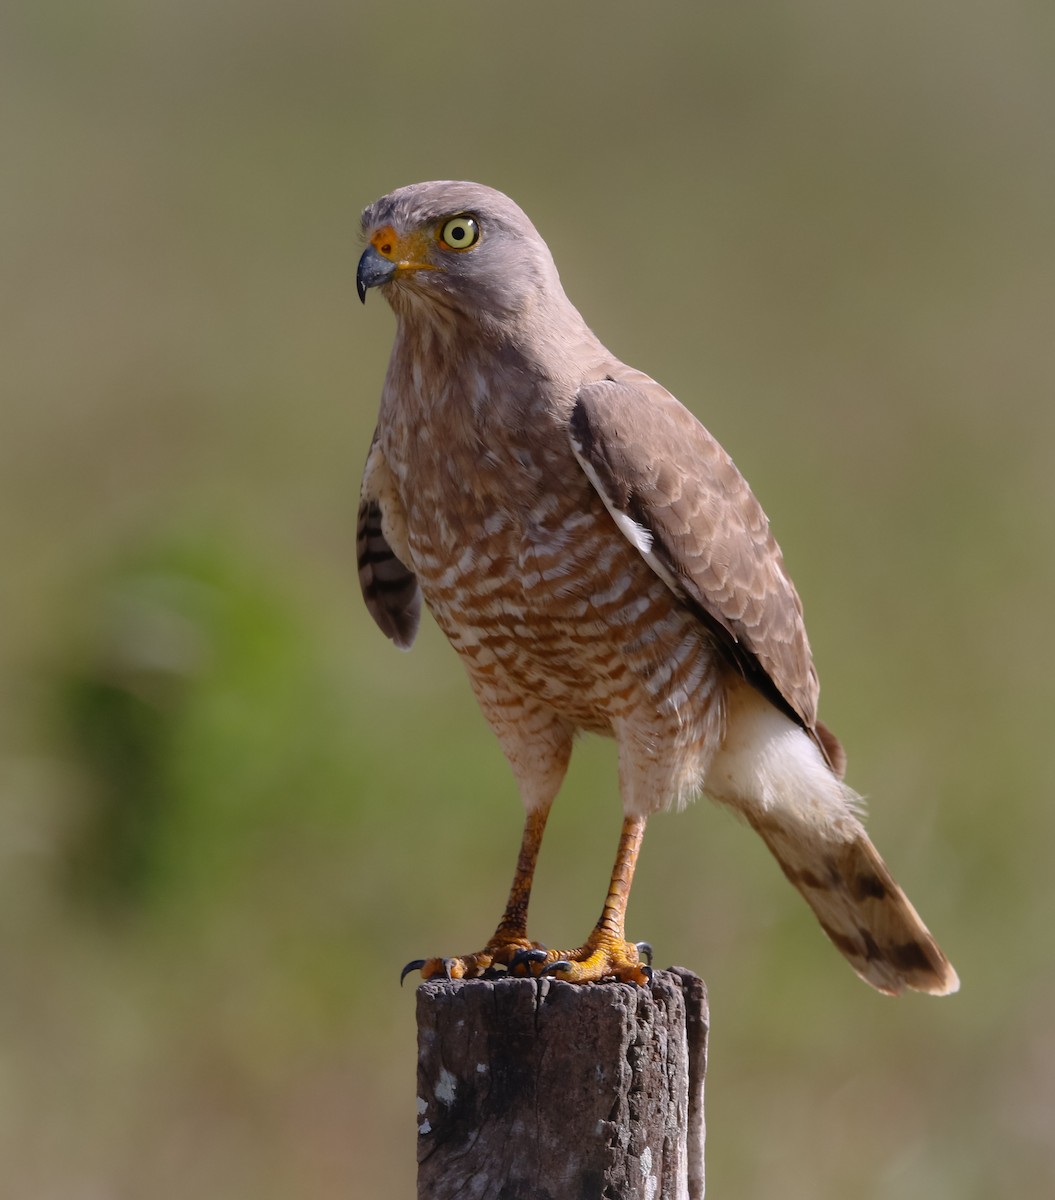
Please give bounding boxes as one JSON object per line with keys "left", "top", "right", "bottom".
{"left": 751, "top": 815, "right": 959, "bottom": 996}
{"left": 709, "top": 686, "right": 959, "bottom": 997}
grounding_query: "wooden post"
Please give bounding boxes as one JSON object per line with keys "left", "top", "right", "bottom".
{"left": 415, "top": 967, "right": 708, "bottom": 1200}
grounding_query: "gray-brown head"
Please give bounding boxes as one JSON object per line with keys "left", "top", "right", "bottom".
{"left": 357, "top": 181, "right": 570, "bottom": 331}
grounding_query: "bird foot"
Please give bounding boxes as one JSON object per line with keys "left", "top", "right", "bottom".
{"left": 529, "top": 932, "right": 653, "bottom": 986}
{"left": 401, "top": 935, "right": 654, "bottom": 987}
{"left": 401, "top": 935, "right": 544, "bottom": 985}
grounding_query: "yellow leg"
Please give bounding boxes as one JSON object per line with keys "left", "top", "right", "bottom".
{"left": 404, "top": 804, "right": 551, "bottom": 983}
{"left": 491, "top": 803, "right": 549, "bottom": 943}
{"left": 403, "top": 811, "right": 652, "bottom": 987}
{"left": 534, "top": 813, "right": 651, "bottom": 985}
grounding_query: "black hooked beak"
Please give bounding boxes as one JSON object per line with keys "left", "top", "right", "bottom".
{"left": 356, "top": 244, "right": 397, "bottom": 304}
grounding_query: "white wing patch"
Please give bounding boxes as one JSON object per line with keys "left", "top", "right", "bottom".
{"left": 613, "top": 508, "right": 653, "bottom": 555}
{"left": 570, "top": 434, "right": 686, "bottom": 600}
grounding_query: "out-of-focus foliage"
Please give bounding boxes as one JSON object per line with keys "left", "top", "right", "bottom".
{"left": 55, "top": 536, "right": 349, "bottom": 913}
{"left": 2, "top": 2, "right": 1053, "bottom": 1197}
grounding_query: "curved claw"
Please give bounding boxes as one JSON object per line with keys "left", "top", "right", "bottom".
{"left": 400, "top": 959, "right": 426, "bottom": 986}
{"left": 640, "top": 964, "right": 654, "bottom": 985}
{"left": 538, "top": 959, "right": 573, "bottom": 979}
{"left": 510, "top": 947, "right": 550, "bottom": 971}
{"left": 634, "top": 941, "right": 654, "bottom": 966}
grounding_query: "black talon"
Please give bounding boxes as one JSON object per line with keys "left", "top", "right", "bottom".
{"left": 440, "top": 957, "right": 456, "bottom": 980}
{"left": 400, "top": 959, "right": 426, "bottom": 986}
{"left": 539, "top": 959, "right": 572, "bottom": 978}
{"left": 634, "top": 941, "right": 654, "bottom": 966}
{"left": 640, "top": 964, "right": 654, "bottom": 985}
{"left": 510, "top": 948, "right": 549, "bottom": 971}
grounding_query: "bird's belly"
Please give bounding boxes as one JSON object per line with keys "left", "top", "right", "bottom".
{"left": 408, "top": 495, "right": 723, "bottom": 738}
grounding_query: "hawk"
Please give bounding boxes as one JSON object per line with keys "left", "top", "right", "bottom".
{"left": 355, "top": 180, "right": 958, "bottom": 996}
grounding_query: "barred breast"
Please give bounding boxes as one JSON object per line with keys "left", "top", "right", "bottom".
{"left": 380, "top": 377, "right": 726, "bottom": 812}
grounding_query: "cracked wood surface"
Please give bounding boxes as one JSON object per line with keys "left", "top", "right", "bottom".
{"left": 414, "top": 968, "right": 708, "bottom": 1200}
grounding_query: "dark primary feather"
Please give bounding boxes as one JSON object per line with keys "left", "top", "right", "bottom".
{"left": 356, "top": 498, "right": 420, "bottom": 650}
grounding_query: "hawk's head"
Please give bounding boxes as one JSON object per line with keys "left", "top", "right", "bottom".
{"left": 357, "top": 181, "right": 563, "bottom": 324}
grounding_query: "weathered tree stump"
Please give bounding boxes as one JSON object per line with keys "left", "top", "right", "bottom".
{"left": 415, "top": 967, "right": 708, "bottom": 1200}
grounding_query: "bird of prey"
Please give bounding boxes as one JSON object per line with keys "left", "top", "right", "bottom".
{"left": 355, "top": 180, "right": 958, "bottom": 996}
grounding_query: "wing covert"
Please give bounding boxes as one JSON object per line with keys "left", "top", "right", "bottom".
{"left": 570, "top": 376, "right": 820, "bottom": 730}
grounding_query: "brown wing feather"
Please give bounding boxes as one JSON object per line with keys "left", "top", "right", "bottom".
{"left": 356, "top": 498, "right": 420, "bottom": 649}
{"left": 570, "top": 375, "right": 820, "bottom": 733}
{"left": 357, "top": 432, "right": 420, "bottom": 650}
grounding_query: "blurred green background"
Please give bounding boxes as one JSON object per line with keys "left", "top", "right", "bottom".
{"left": 2, "top": 2, "right": 1053, "bottom": 1196}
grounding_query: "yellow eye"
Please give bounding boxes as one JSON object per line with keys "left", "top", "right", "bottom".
{"left": 438, "top": 214, "right": 480, "bottom": 251}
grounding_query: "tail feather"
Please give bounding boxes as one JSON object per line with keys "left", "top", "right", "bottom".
{"left": 749, "top": 813, "right": 959, "bottom": 996}
{"left": 708, "top": 684, "right": 959, "bottom": 996}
